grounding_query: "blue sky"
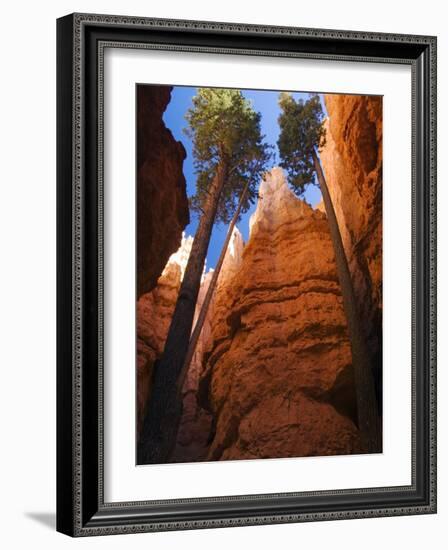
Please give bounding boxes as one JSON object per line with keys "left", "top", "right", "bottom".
{"left": 163, "top": 86, "right": 324, "bottom": 269}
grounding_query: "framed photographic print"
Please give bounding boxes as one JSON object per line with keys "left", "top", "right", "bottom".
{"left": 57, "top": 13, "right": 437, "bottom": 536}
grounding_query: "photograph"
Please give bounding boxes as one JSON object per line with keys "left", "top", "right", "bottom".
{"left": 136, "top": 84, "right": 383, "bottom": 465}
{"left": 54, "top": 9, "right": 437, "bottom": 538}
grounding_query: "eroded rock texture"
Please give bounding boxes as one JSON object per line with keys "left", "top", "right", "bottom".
{"left": 137, "top": 85, "right": 190, "bottom": 298}
{"left": 136, "top": 92, "right": 382, "bottom": 463}
{"left": 170, "top": 229, "right": 244, "bottom": 462}
{"left": 200, "top": 169, "right": 361, "bottom": 460}
{"left": 320, "top": 95, "right": 383, "bottom": 402}
{"left": 170, "top": 270, "right": 215, "bottom": 462}
{"left": 137, "top": 234, "right": 213, "bottom": 454}
{"left": 137, "top": 235, "right": 193, "bottom": 434}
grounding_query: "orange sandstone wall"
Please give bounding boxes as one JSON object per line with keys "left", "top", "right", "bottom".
{"left": 320, "top": 95, "right": 383, "bottom": 399}
{"left": 200, "top": 168, "right": 361, "bottom": 460}
{"left": 137, "top": 93, "right": 383, "bottom": 463}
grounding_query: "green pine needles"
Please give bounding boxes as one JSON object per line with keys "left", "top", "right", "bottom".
{"left": 277, "top": 92, "right": 326, "bottom": 195}
{"left": 185, "top": 88, "right": 271, "bottom": 224}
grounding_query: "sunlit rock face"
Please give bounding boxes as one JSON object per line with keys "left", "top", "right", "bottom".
{"left": 137, "top": 85, "right": 190, "bottom": 299}
{"left": 137, "top": 233, "right": 216, "bottom": 454}
{"left": 171, "top": 226, "right": 244, "bottom": 462}
{"left": 200, "top": 168, "right": 361, "bottom": 461}
{"left": 137, "top": 93, "right": 382, "bottom": 462}
{"left": 320, "top": 95, "right": 383, "bottom": 399}
{"left": 137, "top": 234, "right": 193, "bottom": 434}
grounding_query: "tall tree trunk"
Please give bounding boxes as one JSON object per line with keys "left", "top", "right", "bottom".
{"left": 312, "top": 148, "right": 380, "bottom": 453}
{"left": 179, "top": 179, "right": 251, "bottom": 393}
{"left": 138, "top": 160, "right": 228, "bottom": 464}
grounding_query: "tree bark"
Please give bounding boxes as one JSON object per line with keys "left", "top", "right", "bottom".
{"left": 138, "top": 160, "right": 228, "bottom": 464}
{"left": 312, "top": 148, "right": 381, "bottom": 453}
{"left": 179, "top": 179, "right": 251, "bottom": 393}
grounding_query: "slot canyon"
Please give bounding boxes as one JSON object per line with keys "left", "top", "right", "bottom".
{"left": 136, "top": 86, "right": 382, "bottom": 462}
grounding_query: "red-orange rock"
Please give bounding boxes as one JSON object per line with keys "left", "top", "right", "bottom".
{"left": 136, "top": 93, "right": 382, "bottom": 462}
{"left": 137, "top": 85, "right": 190, "bottom": 298}
{"left": 137, "top": 235, "right": 214, "bottom": 454}
{"left": 320, "top": 95, "right": 382, "bottom": 394}
{"left": 170, "top": 269, "right": 214, "bottom": 462}
{"left": 201, "top": 168, "right": 361, "bottom": 460}
{"left": 137, "top": 235, "right": 192, "bottom": 433}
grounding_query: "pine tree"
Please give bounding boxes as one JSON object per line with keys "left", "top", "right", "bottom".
{"left": 182, "top": 178, "right": 251, "bottom": 388}
{"left": 277, "top": 93, "right": 380, "bottom": 453}
{"left": 138, "top": 88, "right": 270, "bottom": 464}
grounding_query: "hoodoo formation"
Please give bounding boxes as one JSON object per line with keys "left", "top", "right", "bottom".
{"left": 136, "top": 93, "right": 382, "bottom": 462}
{"left": 199, "top": 168, "right": 361, "bottom": 460}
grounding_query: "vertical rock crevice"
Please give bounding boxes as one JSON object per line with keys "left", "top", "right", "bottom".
{"left": 137, "top": 235, "right": 193, "bottom": 434}
{"left": 137, "top": 233, "right": 218, "bottom": 459}
{"left": 136, "top": 84, "right": 190, "bottom": 436}
{"left": 320, "top": 94, "right": 383, "bottom": 408}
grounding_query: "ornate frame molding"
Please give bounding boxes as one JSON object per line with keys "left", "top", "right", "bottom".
{"left": 57, "top": 13, "right": 437, "bottom": 536}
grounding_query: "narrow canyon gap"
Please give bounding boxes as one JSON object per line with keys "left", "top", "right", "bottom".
{"left": 136, "top": 89, "right": 382, "bottom": 463}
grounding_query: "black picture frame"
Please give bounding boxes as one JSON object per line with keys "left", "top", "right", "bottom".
{"left": 57, "top": 13, "right": 437, "bottom": 537}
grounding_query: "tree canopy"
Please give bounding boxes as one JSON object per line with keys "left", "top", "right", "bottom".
{"left": 185, "top": 88, "right": 271, "bottom": 224}
{"left": 277, "top": 93, "right": 326, "bottom": 196}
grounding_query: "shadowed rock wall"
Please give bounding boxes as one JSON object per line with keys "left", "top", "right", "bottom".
{"left": 137, "top": 85, "right": 190, "bottom": 299}
{"left": 320, "top": 95, "right": 383, "bottom": 403}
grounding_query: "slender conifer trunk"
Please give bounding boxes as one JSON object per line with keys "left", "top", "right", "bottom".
{"left": 312, "top": 148, "right": 380, "bottom": 452}
{"left": 138, "top": 160, "right": 228, "bottom": 464}
{"left": 179, "top": 178, "right": 251, "bottom": 393}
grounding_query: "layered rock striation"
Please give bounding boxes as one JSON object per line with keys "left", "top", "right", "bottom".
{"left": 200, "top": 168, "right": 361, "bottom": 460}
{"left": 170, "top": 270, "right": 215, "bottom": 462}
{"left": 136, "top": 92, "right": 382, "bottom": 462}
{"left": 320, "top": 95, "right": 383, "bottom": 402}
{"left": 137, "top": 85, "right": 190, "bottom": 298}
{"left": 137, "top": 234, "right": 193, "bottom": 433}
{"left": 137, "top": 234, "right": 214, "bottom": 456}
{"left": 170, "top": 228, "right": 244, "bottom": 461}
